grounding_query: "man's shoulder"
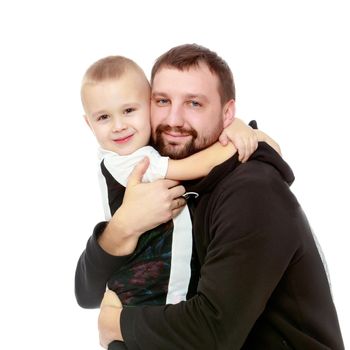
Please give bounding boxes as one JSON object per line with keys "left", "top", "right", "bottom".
{"left": 221, "top": 158, "right": 287, "bottom": 192}
{"left": 207, "top": 158, "right": 298, "bottom": 218}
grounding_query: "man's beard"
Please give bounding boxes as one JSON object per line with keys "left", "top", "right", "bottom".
{"left": 152, "top": 124, "right": 222, "bottom": 159}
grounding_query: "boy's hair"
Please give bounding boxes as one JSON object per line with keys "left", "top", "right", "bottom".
{"left": 151, "top": 44, "right": 235, "bottom": 105}
{"left": 82, "top": 55, "right": 147, "bottom": 86}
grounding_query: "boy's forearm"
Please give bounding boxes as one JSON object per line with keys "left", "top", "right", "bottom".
{"left": 167, "top": 142, "right": 236, "bottom": 180}
{"left": 255, "top": 130, "right": 282, "bottom": 155}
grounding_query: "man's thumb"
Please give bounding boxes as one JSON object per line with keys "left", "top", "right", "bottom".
{"left": 127, "top": 157, "right": 150, "bottom": 186}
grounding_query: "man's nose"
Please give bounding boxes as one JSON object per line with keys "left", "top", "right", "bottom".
{"left": 166, "top": 103, "right": 185, "bottom": 127}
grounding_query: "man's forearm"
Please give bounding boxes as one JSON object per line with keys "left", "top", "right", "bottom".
{"left": 98, "top": 212, "right": 138, "bottom": 256}
{"left": 75, "top": 222, "right": 132, "bottom": 308}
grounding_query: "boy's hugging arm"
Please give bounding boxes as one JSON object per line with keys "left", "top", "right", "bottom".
{"left": 101, "top": 146, "right": 169, "bottom": 186}
{"left": 166, "top": 120, "right": 283, "bottom": 181}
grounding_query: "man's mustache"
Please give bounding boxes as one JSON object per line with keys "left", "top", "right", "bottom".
{"left": 155, "top": 125, "right": 198, "bottom": 138}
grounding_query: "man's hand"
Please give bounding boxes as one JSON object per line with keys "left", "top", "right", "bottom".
{"left": 98, "top": 157, "right": 186, "bottom": 256}
{"left": 99, "top": 290, "right": 123, "bottom": 348}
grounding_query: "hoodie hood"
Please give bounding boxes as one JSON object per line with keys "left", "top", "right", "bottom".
{"left": 184, "top": 142, "right": 295, "bottom": 196}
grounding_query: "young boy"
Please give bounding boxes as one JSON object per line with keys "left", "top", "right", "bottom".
{"left": 80, "top": 56, "right": 280, "bottom": 349}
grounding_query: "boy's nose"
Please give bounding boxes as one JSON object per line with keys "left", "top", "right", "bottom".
{"left": 112, "top": 116, "right": 127, "bottom": 132}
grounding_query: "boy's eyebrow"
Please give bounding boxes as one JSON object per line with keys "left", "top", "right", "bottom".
{"left": 120, "top": 102, "right": 142, "bottom": 108}
{"left": 91, "top": 110, "right": 107, "bottom": 118}
{"left": 91, "top": 102, "right": 142, "bottom": 118}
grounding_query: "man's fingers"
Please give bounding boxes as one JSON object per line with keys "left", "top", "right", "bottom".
{"left": 127, "top": 157, "right": 150, "bottom": 187}
{"left": 172, "top": 198, "right": 186, "bottom": 218}
{"left": 169, "top": 184, "right": 186, "bottom": 199}
{"left": 162, "top": 178, "right": 181, "bottom": 189}
{"left": 172, "top": 206, "right": 185, "bottom": 218}
{"left": 171, "top": 197, "right": 186, "bottom": 210}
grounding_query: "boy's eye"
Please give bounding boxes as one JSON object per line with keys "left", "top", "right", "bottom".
{"left": 124, "top": 107, "right": 135, "bottom": 114}
{"left": 97, "top": 114, "right": 109, "bottom": 121}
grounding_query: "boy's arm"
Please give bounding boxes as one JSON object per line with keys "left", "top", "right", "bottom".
{"left": 255, "top": 130, "right": 282, "bottom": 156}
{"left": 166, "top": 119, "right": 282, "bottom": 181}
{"left": 221, "top": 118, "right": 282, "bottom": 159}
{"left": 219, "top": 117, "right": 258, "bottom": 162}
{"left": 166, "top": 142, "right": 237, "bottom": 180}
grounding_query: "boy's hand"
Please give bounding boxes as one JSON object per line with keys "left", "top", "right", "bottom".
{"left": 100, "top": 289, "right": 122, "bottom": 309}
{"left": 219, "top": 118, "right": 258, "bottom": 163}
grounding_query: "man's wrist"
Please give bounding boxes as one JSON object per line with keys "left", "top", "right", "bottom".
{"left": 98, "top": 221, "right": 138, "bottom": 256}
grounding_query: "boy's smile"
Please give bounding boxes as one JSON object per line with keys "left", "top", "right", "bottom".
{"left": 113, "top": 134, "right": 134, "bottom": 144}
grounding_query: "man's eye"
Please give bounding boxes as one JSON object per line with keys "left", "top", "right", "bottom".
{"left": 156, "top": 98, "right": 169, "bottom": 105}
{"left": 189, "top": 100, "right": 201, "bottom": 107}
{"left": 124, "top": 108, "right": 135, "bottom": 114}
{"left": 97, "top": 114, "right": 109, "bottom": 121}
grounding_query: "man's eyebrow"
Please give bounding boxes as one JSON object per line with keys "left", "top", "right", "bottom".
{"left": 185, "top": 94, "right": 209, "bottom": 102}
{"left": 151, "top": 91, "right": 168, "bottom": 98}
{"left": 151, "top": 92, "right": 209, "bottom": 102}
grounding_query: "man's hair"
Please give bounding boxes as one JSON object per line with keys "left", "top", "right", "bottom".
{"left": 82, "top": 55, "right": 146, "bottom": 85}
{"left": 151, "top": 44, "right": 235, "bottom": 104}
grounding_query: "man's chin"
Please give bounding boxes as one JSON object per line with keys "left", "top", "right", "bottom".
{"left": 156, "top": 141, "right": 197, "bottom": 159}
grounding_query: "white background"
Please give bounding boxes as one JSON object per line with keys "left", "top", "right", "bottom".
{"left": 0, "top": 0, "right": 348, "bottom": 348}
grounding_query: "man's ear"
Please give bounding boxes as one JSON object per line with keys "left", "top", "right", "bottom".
{"left": 222, "top": 99, "right": 236, "bottom": 128}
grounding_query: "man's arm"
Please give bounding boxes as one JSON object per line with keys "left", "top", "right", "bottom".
{"left": 75, "top": 222, "right": 131, "bottom": 308}
{"left": 75, "top": 158, "right": 186, "bottom": 308}
{"left": 100, "top": 160, "right": 301, "bottom": 348}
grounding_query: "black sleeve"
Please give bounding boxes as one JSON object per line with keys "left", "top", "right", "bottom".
{"left": 75, "top": 221, "right": 132, "bottom": 308}
{"left": 120, "top": 163, "right": 302, "bottom": 349}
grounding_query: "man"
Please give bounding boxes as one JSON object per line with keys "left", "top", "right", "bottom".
{"left": 76, "top": 44, "right": 344, "bottom": 349}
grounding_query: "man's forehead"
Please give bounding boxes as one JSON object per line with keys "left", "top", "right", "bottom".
{"left": 153, "top": 62, "right": 214, "bottom": 78}
{"left": 152, "top": 64, "right": 219, "bottom": 94}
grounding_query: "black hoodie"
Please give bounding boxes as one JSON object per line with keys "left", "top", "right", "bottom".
{"left": 119, "top": 143, "right": 344, "bottom": 349}
{"left": 76, "top": 143, "right": 344, "bottom": 349}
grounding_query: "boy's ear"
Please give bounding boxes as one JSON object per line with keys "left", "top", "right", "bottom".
{"left": 84, "top": 115, "right": 92, "bottom": 128}
{"left": 223, "top": 99, "right": 235, "bottom": 128}
{"left": 84, "top": 115, "right": 96, "bottom": 136}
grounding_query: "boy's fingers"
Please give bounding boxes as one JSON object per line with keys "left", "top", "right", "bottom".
{"left": 219, "top": 133, "right": 229, "bottom": 146}
{"left": 101, "top": 290, "right": 122, "bottom": 308}
{"left": 127, "top": 157, "right": 150, "bottom": 187}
